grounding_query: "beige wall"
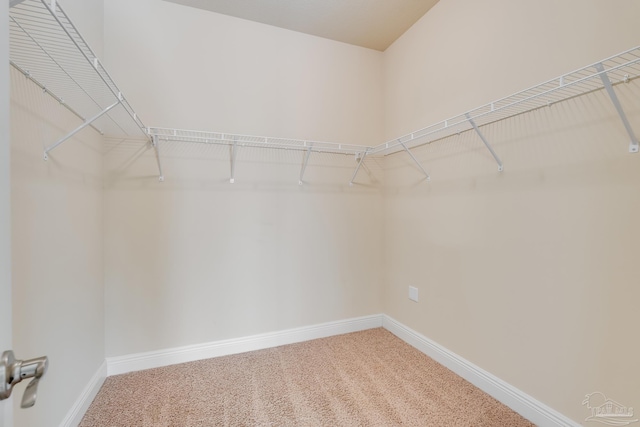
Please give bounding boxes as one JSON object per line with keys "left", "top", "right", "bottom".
{"left": 1, "top": 0, "right": 12, "bottom": 424}
{"left": 102, "top": 0, "right": 385, "bottom": 357}
{"left": 383, "top": 0, "right": 640, "bottom": 141}
{"left": 104, "top": 145, "right": 384, "bottom": 356}
{"left": 382, "top": 0, "right": 640, "bottom": 423}
{"left": 61, "top": 0, "right": 104, "bottom": 58}
{"left": 103, "top": 0, "right": 383, "bottom": 146}
{"left": 9, "top": 0, "right": 640, "bottom": 424}
{"left": 10, "top": 1, "right": 105, "bottom": 426}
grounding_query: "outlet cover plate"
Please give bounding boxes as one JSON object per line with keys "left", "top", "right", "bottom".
{"left": 409, "top": 286, "right": 419, "bottom": 302}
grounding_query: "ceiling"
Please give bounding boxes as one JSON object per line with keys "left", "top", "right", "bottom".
{"left": 163, "top": 0, "right": 439, "bottom": 51}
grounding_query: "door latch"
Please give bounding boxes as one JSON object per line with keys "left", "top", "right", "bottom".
{"left": 0, "top": 350, "right": 48, "bottom": 408}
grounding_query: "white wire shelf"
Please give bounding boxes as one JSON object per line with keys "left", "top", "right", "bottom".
{"left": 148, "top": 127, "right": 373, "bottom": 156}
{"left": 372, "top": 46, "right": 640, "bottom": 156}
{"left": 151, "top": 46, "right": 640, "bottom": 163}
{"left": 9, "top": 1, "right": 639, "bottom": 183}
{"left": 9, "top": 0, "right": 148, "bottom": 143}
{"left": 150, "top": 46, "right": 640, "bottom": 183}
{"left": 147, "top": 127, "right": 375, "bottom": 185}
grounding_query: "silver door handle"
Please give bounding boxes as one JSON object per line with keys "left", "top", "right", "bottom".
{"left": 0, "top": 350, "right": 48, "bottom": 408}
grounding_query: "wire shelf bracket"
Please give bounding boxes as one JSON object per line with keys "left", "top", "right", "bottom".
{"left": 465, "top": 113, "right": 504, "bottom": 172}
{"left": 43, "top": 97, "right": 121, "bottom": 161}
{"left": 349, "top": 150, "right": 371, "bottom": 186}
{"left": 400, "top": 142, "right": 430, "bottom": 181}
{"left": 147, "top": 127, "right": 374, "bottom": 184}
{"left": 151, "top": 135, "right": 165, "bottom": 182}
{"left": 595, "top": 63, "right": 639, "bottom": 153}
{"left": 229, "top": 137, "right": 239, "bottom": 184}
{"left": 299, "top": 143, "right": 313, "bottom": 185}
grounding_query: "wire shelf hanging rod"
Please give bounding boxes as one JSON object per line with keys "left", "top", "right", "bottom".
{"left": 383, "top": 77, "right": 616, "bottom": 157}
{"left": 466, "top": 47, "right": 640, "bottom": 114}
{"left": 349, "top": 150, "right": 370, "bottom": 186}
{"left": 147, "top": 127, "right": 371, "bottom": 156}
{"left": 374, "top": 52, "right": 640, "bottom": 155}
{"left": 370, "top": 120, "right": 467, "bottom": 155}
{"left": 468, "top": 64, "right": 614, "bottom": 116}
{"left": 10, "top": 14, "right": 106, "bottom": 111}
{"left": 595, "top": 62, "right": 639, "bottom": 153}
{"left": 10, "top": 60, "right": 103, "bottom": 135}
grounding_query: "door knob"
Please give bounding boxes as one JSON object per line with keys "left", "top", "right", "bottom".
{"left": 0, "top": 350, "right": 49, "bottom": 408}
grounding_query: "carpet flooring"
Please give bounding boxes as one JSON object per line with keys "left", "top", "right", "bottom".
{"left": 80, "top": 328, "right": 535, "bottom": 426}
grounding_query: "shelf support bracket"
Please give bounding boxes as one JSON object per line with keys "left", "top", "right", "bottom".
{"left": 400, "top": 142, "right": 430, "bottom": 181}
{"left": 349, "top": 150, "right": 369, "bottom": 186}
{"left": 595, "top": 63, "right": 639, "bottom": 153}
{"left": 43, "top": 100, "right": 120, "bottom": 161}
{"left": 299, "top": 144, "right": 313, "bottom": 185}
{"left": 230, "top": 138, "right": 238, "bottom": 184}
{"left": 151, "top": 135, "right": 164, "bottom": 182}
{"left": 465, "top": 113, "right": 504, "bottom": 172}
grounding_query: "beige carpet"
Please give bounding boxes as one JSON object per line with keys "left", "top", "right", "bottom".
{"left": 80, "top": 328, "right": 535, "bottom": 426}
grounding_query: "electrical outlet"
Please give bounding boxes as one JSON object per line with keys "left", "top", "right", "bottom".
{"left": 409, "top": 286, "right": 419, "bottom": 302}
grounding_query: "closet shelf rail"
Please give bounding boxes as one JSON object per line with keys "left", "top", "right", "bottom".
{"left": 8, "top": 0, "right": 162, "bottom": 176}
{"left": 147, "top": 128, "right": 374, "bottom": 185}
{"left": 149, "top": 46, "right": 640, "bottom": 183}
{"left": 147, "top": 127, "right": 373, "bottom": 156}
{"left": 9, "top": 1, "right": 638, "bottom": 184}
{"left": 372, "top": 46, "right": 640, "bottom": 157}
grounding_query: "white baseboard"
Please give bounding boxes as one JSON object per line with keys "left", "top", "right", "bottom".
{"left": 58, "top": 360, "right": 107, "bottom": 427}
{"left": 382, "top": 315, "right": 580, "bottom": 427}
{"left": 106, "top": 314, "right": 383, "bottom": 376}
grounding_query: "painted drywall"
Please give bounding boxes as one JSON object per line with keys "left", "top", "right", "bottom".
{"left": 9, "top": 1, "right": 105, "bottom": 426}
{"left": 102, "top": 0, "right": 384, "bottom": 357}
{"left": 383, "top": 0, "right": 640, "bottom": 142}
{"left": 59, "top": 0, "right": 104, "bottom": 59}
{"left": 382, "top": 0, "right": 640, "bottom": 424}
{"left": 103, "top": 0, "right": 383, "bottom": 146}
{"left": 10, "top": 0, "right": 639, "bottom": 425}
{"left": 1, "top": 1, "right": 12, "bottom": 425}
